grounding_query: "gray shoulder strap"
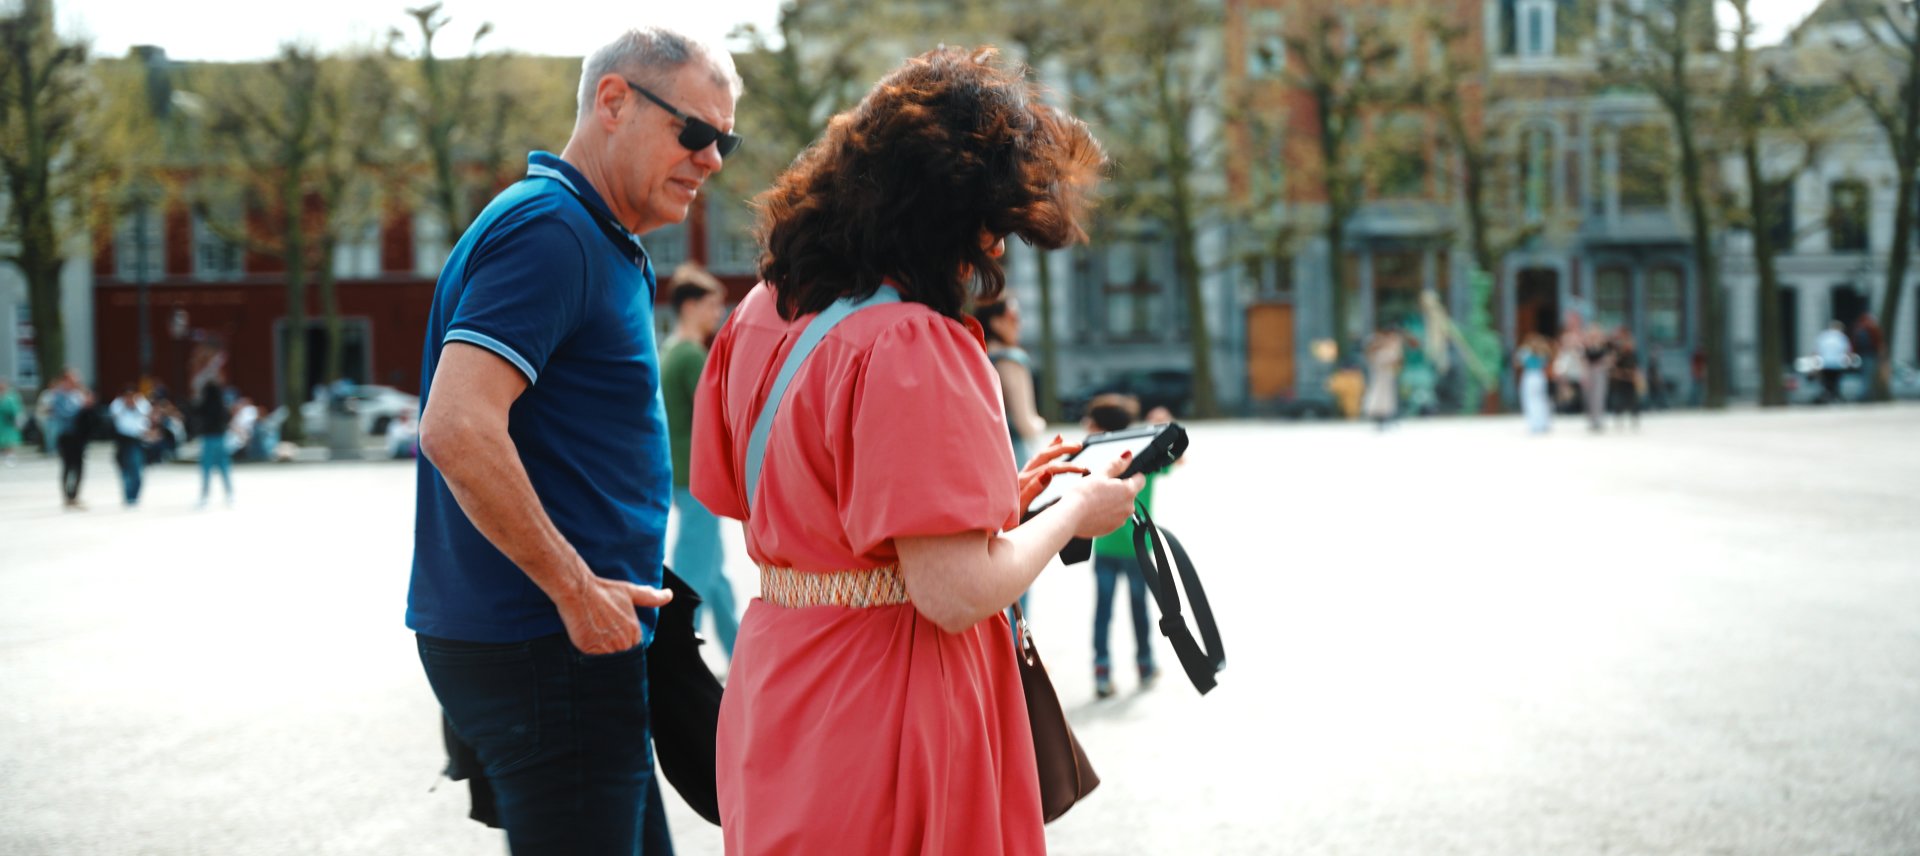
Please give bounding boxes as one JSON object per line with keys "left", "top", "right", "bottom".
{"left": 743, "top": 286, "right": 900, "bottom": 510}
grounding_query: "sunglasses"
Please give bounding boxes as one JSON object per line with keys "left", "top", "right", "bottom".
{"left": 626, "top": 81, "right": 742, "bottom": 158}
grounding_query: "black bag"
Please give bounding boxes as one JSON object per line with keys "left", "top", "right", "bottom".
{"left": 646, "top": 567, "right": 724, "bottom": 826}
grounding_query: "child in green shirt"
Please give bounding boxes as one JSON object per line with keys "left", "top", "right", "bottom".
{"left": 1085, "top": 394, "right": 1163, "bottom": 699}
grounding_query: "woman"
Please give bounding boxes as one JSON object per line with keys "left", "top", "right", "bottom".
{"left": 195, "top": 380, "right": 234, "bottom": 507}
{"left": 1606, "top": 328, "right": 1643, "bottom": 430}
{"left": 690, "top": 47, "right": 1140, "bottom": 854}
{"left": 1362, "top": 326, "right": 1411, "bottom": 429}
{"left": 1515, "top": 333, "right": 1553, "bottom": 434}
{"left": 974, "top": 297, "right": 1047, "bottom": 466}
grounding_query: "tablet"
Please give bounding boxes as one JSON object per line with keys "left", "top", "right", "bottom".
{"left": 1024, "top": 424, "right": 1170, "bottom": 515}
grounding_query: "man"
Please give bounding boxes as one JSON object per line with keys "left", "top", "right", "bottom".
{"left": 1815, "top": 320, "right": 1853, "bottom": 403}
{"left": 660, "top": 263, "right": 737, "bottom": 659}
{"left": 108, "top": 385, "right": 151, "bottom": 507}
{"left": 409, "top": 27, "right": 740, "bottom": 855}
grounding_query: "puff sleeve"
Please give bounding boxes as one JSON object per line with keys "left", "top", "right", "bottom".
{"left": 837, "top": 314, "right": 1020, "bottom": 556}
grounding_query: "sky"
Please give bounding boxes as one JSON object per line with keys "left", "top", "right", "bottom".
{"left": 61, "top": 0, "right": 1828, "bottom": 63}
{"left": 59, "top": 0, "right": 787, "bottom": 62}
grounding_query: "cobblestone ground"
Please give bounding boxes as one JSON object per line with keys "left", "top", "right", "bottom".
{"left": 2, "top": 405, "right": 1916, "bottom": 855}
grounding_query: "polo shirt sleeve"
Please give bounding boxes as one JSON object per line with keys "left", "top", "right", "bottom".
{"left": 443, "top": 215, "right": 588, "bottom": 385}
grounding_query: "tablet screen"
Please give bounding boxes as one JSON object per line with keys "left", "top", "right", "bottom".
{"left": 1024, "top": 425, "right": 1164, "bottom": 515}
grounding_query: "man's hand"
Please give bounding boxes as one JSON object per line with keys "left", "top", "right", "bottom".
{"left": 554, "top": 574, "right": 674, "bottom": 654}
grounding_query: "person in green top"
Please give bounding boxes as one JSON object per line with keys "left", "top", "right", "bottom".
{"left": 1085, "top": 393, "right": 1163, "bottom": 699}
{"left": 662, "top": 262, "right": 738, "bottom": 658}
{"left": 0, "top": 378, "right": 22, "bottom": 466}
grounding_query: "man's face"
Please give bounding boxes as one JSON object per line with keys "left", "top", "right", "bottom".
{"left": 617, "top": 64, "right": 735, "bottom": 235}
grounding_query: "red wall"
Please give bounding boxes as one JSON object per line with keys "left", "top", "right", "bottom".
{"left": 92, "top": 277, "right": 436, "bottom": 408}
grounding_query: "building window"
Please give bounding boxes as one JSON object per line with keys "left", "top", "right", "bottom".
{"left": 647, "top": 222, "right": 689, "bottom": 276}
{"left": 1102, "top": 241, "right": 1163, "bottom": 341}
{"left": 1595, "top": 266, "right": 1632, "bottom": 332}
{"left": 1616, "top": 125, "right": 1671, "bottom": 210}
{"left": 704, "top": 194, "right": 758, "bottom": 275}
{"left": 193, "top": 212, "right": 243, "bottom": 280}
{"left": 1828, "top": 179, "right": 1869, "bottom": 252}
{"left": 413, "top": 210, "right": 449, "bottom": 276}
{"left": 115, "top": 208, "right": 165, "bottom": 281}
{"left": 1376, "top": 117, "right": 1428, "bottom": 199}
{"left": 1647, "top": 266, "right": 1683, "bottom": 344}
{"left": 1246, "top": 9, "right": 1286, "bottom": 79}
{"left": 1519, "top": 127, "right": 1552, "bottom": 219}
{"left": 330, "top": 222, "right": 380, "bottom": 279}
{"left": 1766, "top": 180, "right": 1795, "bottom": 252}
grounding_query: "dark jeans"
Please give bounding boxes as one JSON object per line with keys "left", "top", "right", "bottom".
{"left": 114, "top": 438, "right": 144, "bottom": 504}
{"left": 1093, "top": 554, "right": 1154, "bottom": 673}
{"left": 58, "top": 432, "right": 84, "bottom": 502}
{"left": 418, "top": 632, "right": 673, "bottom": 856}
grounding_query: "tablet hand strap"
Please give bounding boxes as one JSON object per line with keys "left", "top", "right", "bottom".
{"left": 1131, "top": 504, "right": 1225, "bottom": 695}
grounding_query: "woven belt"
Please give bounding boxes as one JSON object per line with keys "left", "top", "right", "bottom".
{"left": 758, "top": 565, "right": 912, "bottom": 609}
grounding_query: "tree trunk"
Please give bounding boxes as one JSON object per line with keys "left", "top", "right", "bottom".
{"left": 1153, "top": 53, "right": 1219, "bottom": 418}
{"left": 280, "top": 177, "right": 310, "bottom": 443}
{"left": 16, "top": 179, "right": 66, "bottom": 384}
{"left": 1034, "top": 245, "right": 1061, "bottom": 421}
{"left": 1675, "top": 112, "right": 1725, "bottom": 408}
{"left": 1876, "top": 39, "right": 1920, "bottom": 402}
{"left": 1744, "top": 138, "right": 1786, "bottom": 406}
{"left": 1315, "top": 80, "right": 1351, "bottom": 356}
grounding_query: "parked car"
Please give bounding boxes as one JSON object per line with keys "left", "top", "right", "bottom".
{"left": 1782, "top": 357, "right": 1920, "bottom": 403}
{"left": 1059, "top": 369, "right": 1193, "bottom": 421}
{"left": 300, "top": 384, "right": 420, "bottom": 437}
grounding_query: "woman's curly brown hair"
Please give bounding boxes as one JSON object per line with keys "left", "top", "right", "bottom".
{"left": 754, "top": 46, "right": 1106, "bottom": 320}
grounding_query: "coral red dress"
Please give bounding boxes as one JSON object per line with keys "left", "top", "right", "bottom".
{"left": 690, "top": 283, "right": 1044, "bottom": 855}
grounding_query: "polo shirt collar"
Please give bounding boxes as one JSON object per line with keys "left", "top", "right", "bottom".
{"left": 525, "top": 152, "right": 649, "bottom": 265}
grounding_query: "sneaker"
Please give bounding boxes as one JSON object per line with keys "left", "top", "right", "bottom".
{"left": 1094, "top": 667, "right": 1115, "bottom": 700}
{"left": 1138, "top": 664, "right": 1159, "bottom": 691}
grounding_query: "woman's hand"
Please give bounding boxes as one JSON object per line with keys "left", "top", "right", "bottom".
{"left": 1063, "top": 453, "right": 1145, "bottom": 539}
{"left": 1015, "top": 435, "right": 1087, "bottom": 515}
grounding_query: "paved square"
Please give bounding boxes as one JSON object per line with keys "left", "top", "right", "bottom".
{"left": 2, "top": 405, "right": 1916, "bottom": 854}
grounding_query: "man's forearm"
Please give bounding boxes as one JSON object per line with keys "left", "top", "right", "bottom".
{"left": 424, "top": 417, "right": 595, "bottom": 607}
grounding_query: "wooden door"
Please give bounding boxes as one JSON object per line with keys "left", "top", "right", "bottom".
{"left": 1247, "top": 302, "right": 1295, "bottom": 400}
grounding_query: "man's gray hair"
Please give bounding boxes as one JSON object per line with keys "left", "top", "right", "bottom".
{"left": 577, "top": 28, "right": 742, "bottom": 120}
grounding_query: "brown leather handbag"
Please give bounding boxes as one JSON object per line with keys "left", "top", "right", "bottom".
{"left": 1010, "top": 602, "right": 1099, "bottom": 822}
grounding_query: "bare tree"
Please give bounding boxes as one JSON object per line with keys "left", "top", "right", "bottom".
{"left": 1602, "top": 0, "right": 1729, "bottom": 407}
{"left": 399, "top": 3, "right": 495, "bottom": 244}
{"left": 1840, "top": 0, "right": 1920, "bottom": 401}
{"left": 1728, "top": 0, "right": 1827, "bottom": 406}
{"left": 1282, "top": 5, "right": 1401, "bottom": 358}
{"left": 0, "top": 0, "right": 89, "bottom": 383}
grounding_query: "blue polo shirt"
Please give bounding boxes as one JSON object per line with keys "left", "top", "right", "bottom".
{"left": 408, "top": 152, "right": 671, "bottom": 644}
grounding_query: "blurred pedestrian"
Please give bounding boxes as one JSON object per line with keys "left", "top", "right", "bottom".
{"left": 1326, "top": 357, "right": 1366, "bottom": 420}
{"left": 974, "top": 297, "right": 1047, "bottom": 466}
{"left": 195, "top": 379, "right": 234, "bottom": 508}
{"left": 109, "top": 385, "right": 151, "bottom": 507}
{"left": 662, "top": 261, "right": 738, "bottom": 660}
{"left": 1515, "top": 333, "right": 1553, "bottom": 434}
{"left": 228, "top": 395, "right": 260, "bottom": 461}
{"left": 0, "top": 379, "right": 21, "bottom": 465}
{"left": 1553, "top": 316, "right": 1587, "bottom": 414}
{"left": 1853, "top": 313, "right": 1883, "bottom": 396}
{"left": 689, "top": 46, "right": 1136, "bottom": 853}
{"left": 1362, "top": 326, "right": 1414, "bottom": 430}
{"left": 1606, "top": 328, "right": 1643, "bottom": 431}
{"left": 54, "top": 376, "right": 94, "bottom": 509}
{"left": 43, "top": 369, "right": 85, "bottom": 455}
{"left": 1815, "top": 320, "right": 1852, "bottom": 403}
{"left": 409, "top": 26, "right": 728, "bottom": 853}
{"left": 1082, "top": 393, "right": 1161, "bottom": 699}
{"left": 1581, "top": 326, "right": 1613, "bottom": 431}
